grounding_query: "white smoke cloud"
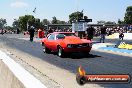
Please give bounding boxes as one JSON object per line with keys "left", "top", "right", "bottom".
{"left": 10, "top": 1, "right": 28, "bottom": 8}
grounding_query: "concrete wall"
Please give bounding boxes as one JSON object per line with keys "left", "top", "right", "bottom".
{"left": 0, "top": 60, "right": 25, "bottom": 88}
{"left": 0, "top": 50, "right": 46, "bottom": 88}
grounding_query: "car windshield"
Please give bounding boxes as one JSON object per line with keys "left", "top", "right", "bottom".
{"left": 56, "top": 33, "right": 76, "bottom": 39}
{"left": 60, "top": 33, "right": 76, "bottom": 36}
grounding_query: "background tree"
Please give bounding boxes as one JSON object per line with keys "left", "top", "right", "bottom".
{"left": 5, "top": 26, "right": 14, "bottom": 31}
{"left": 69, "top": 11, "right": 83, "bottom": 23}
{"left": 124, "top": 6, "right": 132, "bottom": 24}
{"left": 57, "top": 20, "right": 67, "bottom": 24}
{"left": 0, "top": 18, "right": 7, "bottom": 29}
{"left": 118, "top": 19, "right": 124, "bottom": 24}
{"left": 19, "top": 15, "right": 35, "bottom": 31}
{"left": 34, "top": 18, "right": 41, "bottom": 29}
{"left": 12, "top": 19, "right": 19, "bottom": 31}
{"left": 105, "top": 21, "right": 116, "bottom": 24}
{"left": 97, "top": 20, "right": 106, "bottom": 24}
{"left": 51, "top": 16, "right": 58, "bottom": 24}
{"left": 97, "top": 20, "right": 116, "bottom": 24}
{"left": 41, "top": 19, "right": 50, "bottom": 25}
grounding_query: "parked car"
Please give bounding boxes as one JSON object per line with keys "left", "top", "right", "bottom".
{"left": 41, "top": 32, "right": 92, "bottom": 57}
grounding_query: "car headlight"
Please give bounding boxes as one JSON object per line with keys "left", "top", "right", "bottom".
{"left": 67, "top": 44, "right": 72, "bottom": 48}
{"left": 89, "top": 43, "right": 92, "bottom": 47}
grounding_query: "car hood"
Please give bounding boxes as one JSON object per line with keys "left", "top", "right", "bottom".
{"left": 64, "top": 36, "right": 91, "bottom": 44}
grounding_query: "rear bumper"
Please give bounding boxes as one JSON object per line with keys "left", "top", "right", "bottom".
{"left": 63, "top": 47, "right": 92, "bottom": 53}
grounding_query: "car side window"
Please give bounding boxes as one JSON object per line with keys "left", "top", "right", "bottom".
{"left": 56, "top": 34, "right": 65, "bottom": 39}
{"left": 48, "top": 34, "right": 55, "bottom": 40}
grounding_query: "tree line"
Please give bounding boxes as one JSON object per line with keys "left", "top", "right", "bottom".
{"left": 0, "top": 6, "right": 132, "bottom": 32}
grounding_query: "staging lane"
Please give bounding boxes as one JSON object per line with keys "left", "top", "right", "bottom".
{"left": 0, "top": 34, "right": 132, "bottom": 88}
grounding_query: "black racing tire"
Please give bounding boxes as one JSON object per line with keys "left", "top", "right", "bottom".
{"left": 42, "top": 43, "right": 50, "bottom": 54}
{"left": 57, "top": 46, "right": 65, "bottom": 57}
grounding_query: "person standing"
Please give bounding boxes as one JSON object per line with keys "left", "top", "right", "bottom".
{"left": 119, "top": 30, "right": 124, "bottom": 40}
{"left": 123, "top": 26, "right": 127, "bottom": 33}
{"left": 4, "top": 30, "right": 7, "bottom": 34}
{"left": 16, "top": 28, "right": 20, "bottom": 34}
{"left": 86, "top": 26, "right": 95, "bottom": 40}
{"left": 48, "top": 27, "right": 53, "bottom": 34}
{"left": 100, "top": 25, "right": 106, "bottom": 43}
{"left": 28, "top": 26, "right": 35, "bottom": 42}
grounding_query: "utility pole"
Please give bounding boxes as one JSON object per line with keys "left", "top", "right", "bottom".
{"left": 76, "top": 0, "right": 79, "bottom": 37}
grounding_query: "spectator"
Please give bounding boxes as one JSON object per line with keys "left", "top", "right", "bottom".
{"left": 100, "top": 25, "right": 106, "bottom": 43}
{"left": 86, "top": 26, "right": 95, "bottom": 40}
{"left": 119, "top": 30, "right": 124, "bottom": 40}
{"left": 123, "top": 26, "right": 127, "bottom": 33}
{"left": 4, "top": 30, "right": 7, "bottom": 34}
{"left": 16, "top": 28, "right": 20, "bottom": 34}
{"left": 82, "top": 33, "right": 87, "bottom": 39}
{"left": 28, "top": 26, "right": 35, "bottom": 42}
{"left": 48, "top": 27, "right": 53, "bottom": 34}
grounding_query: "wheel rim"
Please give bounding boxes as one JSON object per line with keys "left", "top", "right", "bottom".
{"left": 58, "top": 48, "right": 62, "bottom": 56}
{"left": 43, "top": 45, "right": 46, "bottom": 52}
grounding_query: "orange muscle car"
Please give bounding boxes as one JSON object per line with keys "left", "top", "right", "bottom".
{"left": 41, "top": 32, "right": 92, "bottom": 57}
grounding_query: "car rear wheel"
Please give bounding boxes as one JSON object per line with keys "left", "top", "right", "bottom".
{"left": 42, "top": 44, "right": 50, "bottom": 53}
{"left": 58, "top": 46, "right": 65, "bottom": 57}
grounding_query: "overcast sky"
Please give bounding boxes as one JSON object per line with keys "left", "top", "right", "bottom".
{"left": 0, "top": 0, "right": 132, "bottom": 26}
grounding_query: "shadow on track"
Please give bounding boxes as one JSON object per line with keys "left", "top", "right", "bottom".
{"left": 61, "top": 53, "right": 102, "bottom": 59}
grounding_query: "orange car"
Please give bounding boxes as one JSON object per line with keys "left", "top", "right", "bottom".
{"left": 41, "top": 32, "right": 92, "bottom": 57}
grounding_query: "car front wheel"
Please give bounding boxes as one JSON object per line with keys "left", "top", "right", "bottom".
{"left": 58, "top": 46, "right": 65, "bottom": 57}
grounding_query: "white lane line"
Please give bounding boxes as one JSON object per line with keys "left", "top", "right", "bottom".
{"left": 116, "top": 51, "right": 120, "bottom": 53}
{"left": 110, "top": 50, "right": 113, "bottom": 51}
{"left": 0, "top": 50, "right": 47, "bottom": 88}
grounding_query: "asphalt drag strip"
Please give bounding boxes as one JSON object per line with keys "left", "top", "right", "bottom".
{"left": 0, "top": 34, "right": 132, "bottom": 88}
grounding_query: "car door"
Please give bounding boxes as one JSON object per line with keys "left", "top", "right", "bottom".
{"left": 47, "top": 34, "right": 56, "bottom": 51}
